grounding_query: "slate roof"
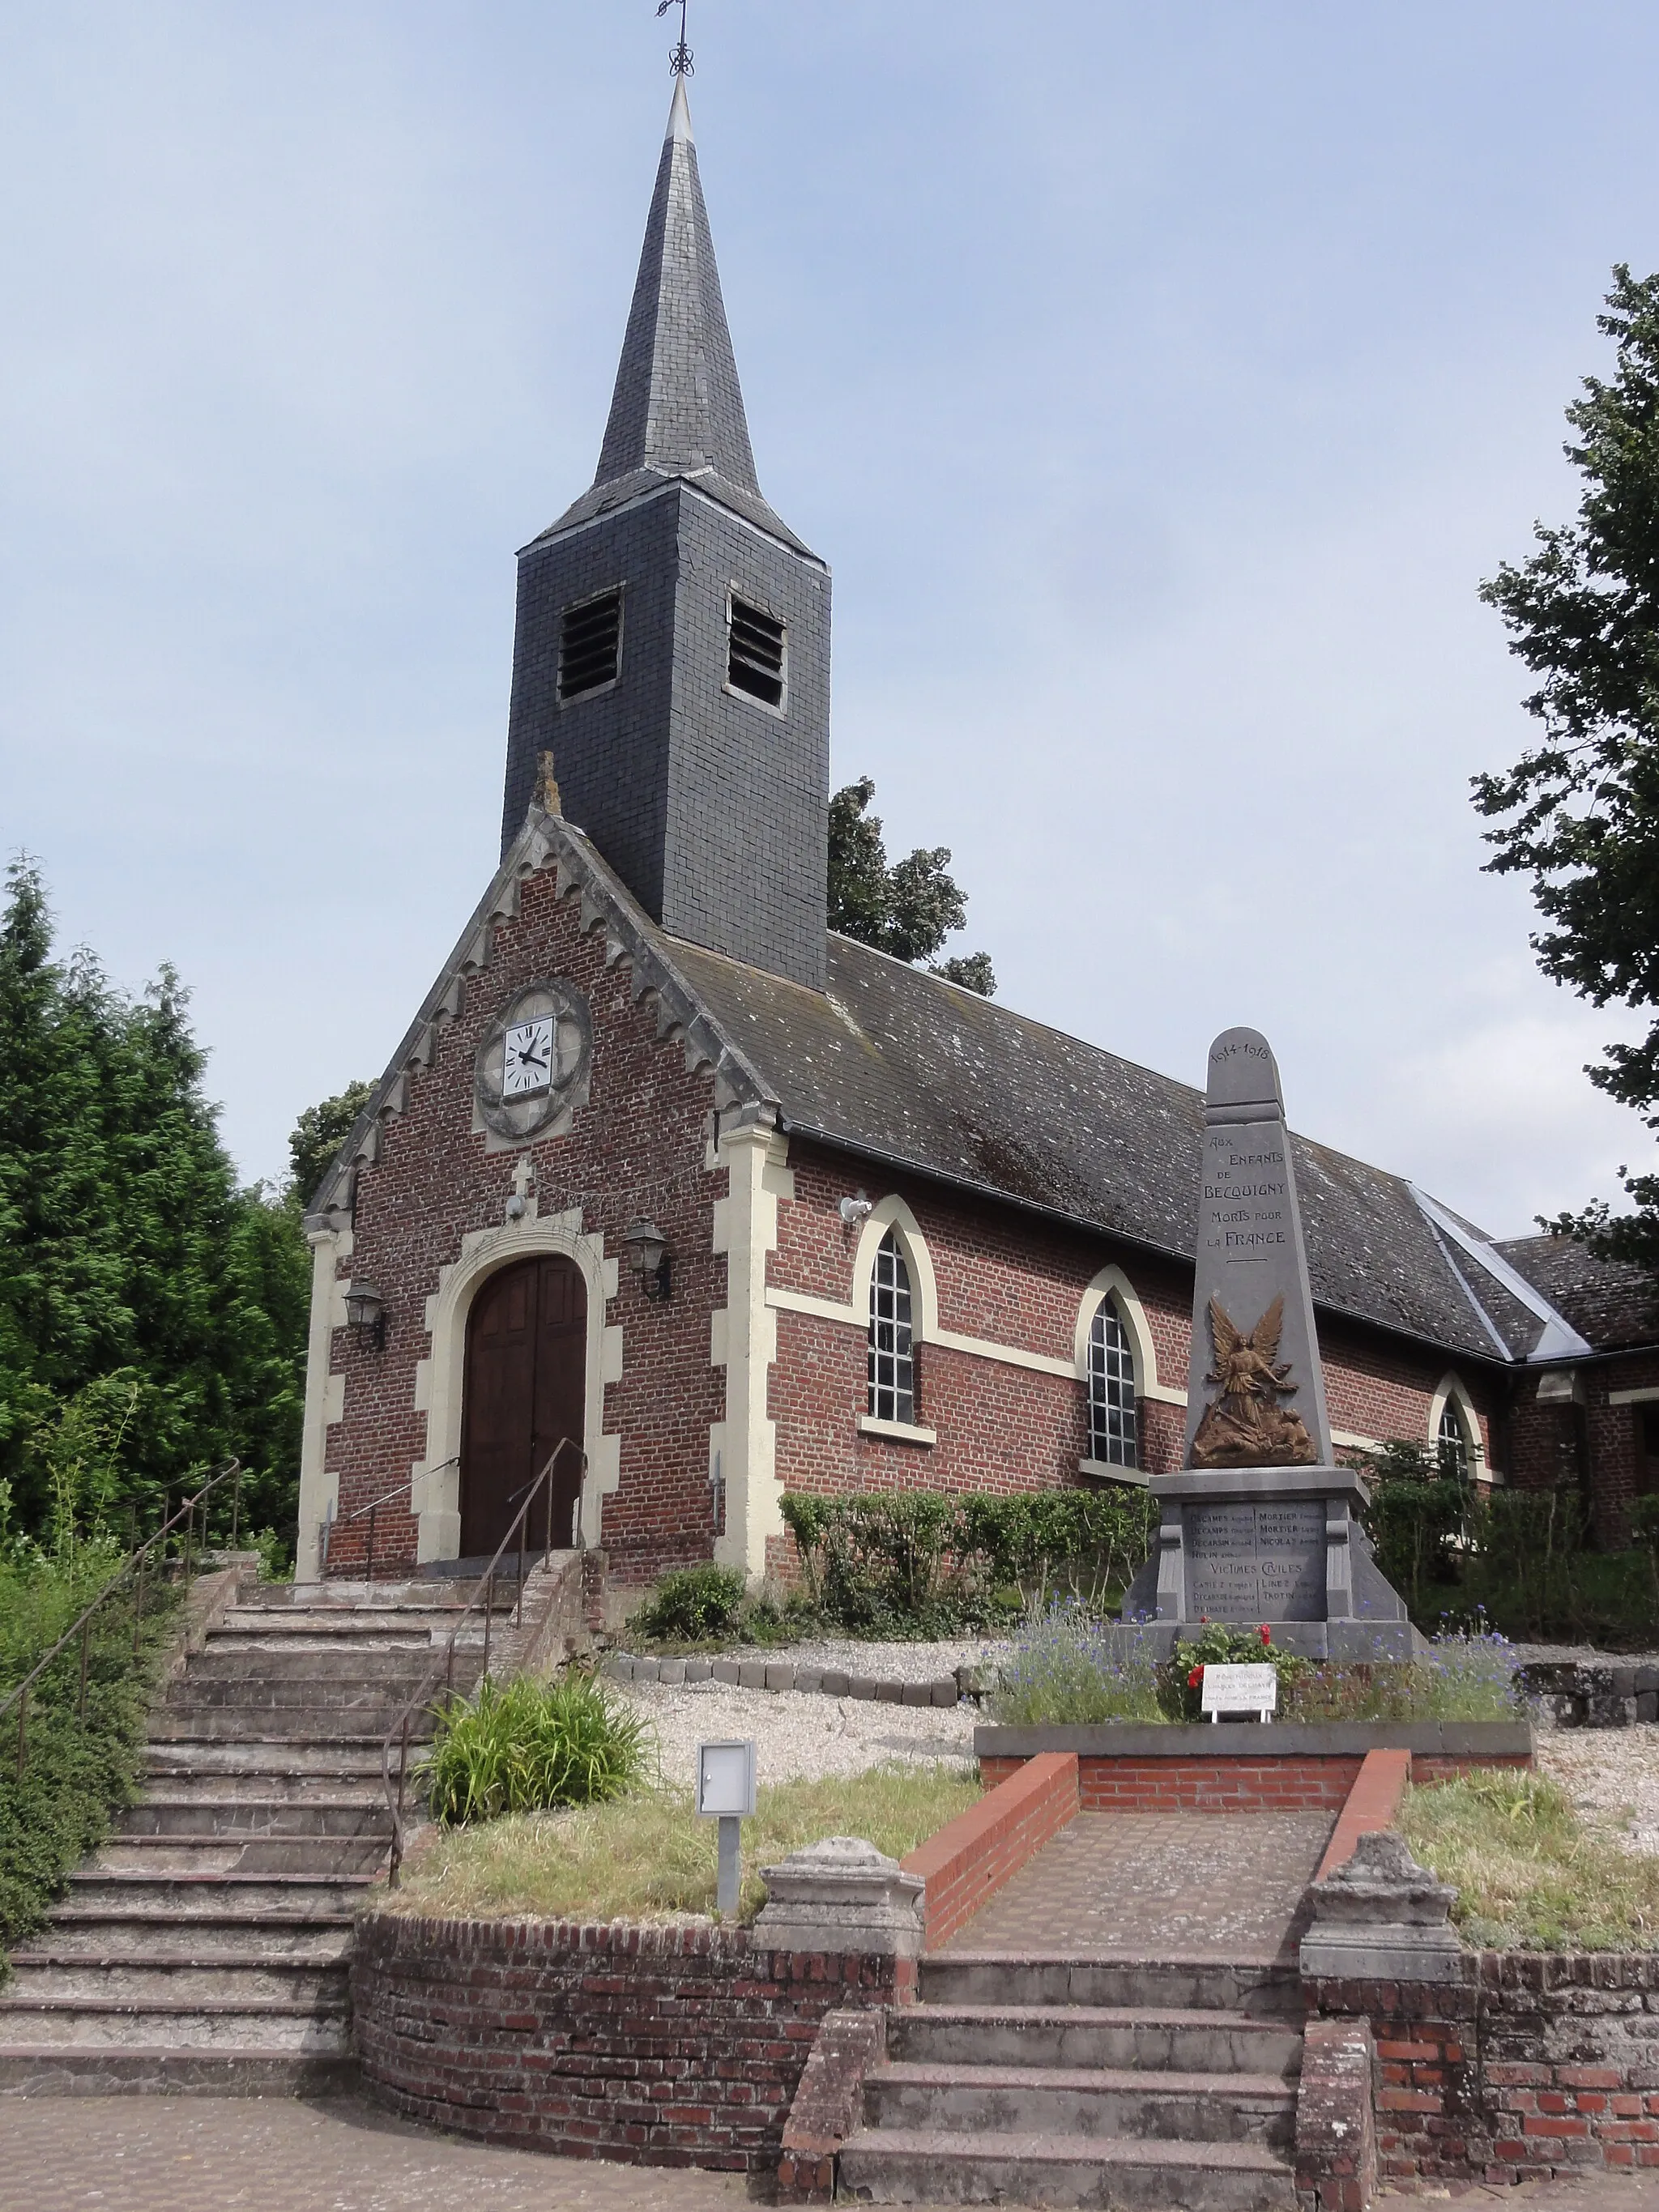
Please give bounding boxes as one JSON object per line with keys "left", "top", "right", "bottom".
{"left": 318, "top": 809, "right": 1652, "bottom": 1370}
{"left": 667, "top": 927, "right": 1647, "bottom": 1366}
{"left": 527, "top": 83, "right": 809, "bottom": 560}
{"left": 1496, "top": 1233, "right": 1659, "bottom": 1354}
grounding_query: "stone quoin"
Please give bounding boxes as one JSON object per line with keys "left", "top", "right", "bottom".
{"left": 295, "top": 81, "right": 1659, "bottom": 1592}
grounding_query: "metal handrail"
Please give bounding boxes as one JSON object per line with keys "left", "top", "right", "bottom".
{"left": 1, "top": 1459, "right": 242, "bottom": 1781}
{"left": 379, "top": 1437, "right": 586, "bottom": 1888}
{"left": 320, "top": 1460, "right": 460, "bottom": 1582}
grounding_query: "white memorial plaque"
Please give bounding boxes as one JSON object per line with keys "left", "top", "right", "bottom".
{"left": 1200, "top": 1662, "right": 1277, "bottom": 1722}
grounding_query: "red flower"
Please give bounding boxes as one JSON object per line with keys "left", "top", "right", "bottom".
{"left": 1187, "top": 1665, "right": 1204, "bottom": 1689}
{"left": 1260, "top": 1625, "right": 1272, "bottom": 1646}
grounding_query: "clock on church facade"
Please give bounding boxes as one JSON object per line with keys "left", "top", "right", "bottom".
{"left": 293, "top": 81, "right": 1658, "bottom": 1592}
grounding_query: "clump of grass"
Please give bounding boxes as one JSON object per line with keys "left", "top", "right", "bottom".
{"left": 992, "top": 1600, "right": 1162, "bottom": 1724}
{"left": 420, "top": 1673, "right": 650, "bottom": 1824}
{"left": 1401, "top": 1769, "right": 1659, "bottom": 1952}
{"left": 386, "top": 1760, "right": 979, "bottom": 1924}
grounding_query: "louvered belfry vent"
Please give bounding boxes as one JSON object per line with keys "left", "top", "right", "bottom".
{"left": 727, "top": 598, "right": 786, "bottom": 708}
{"left": 558, "top": 590, "right": 623, "bottom": 702}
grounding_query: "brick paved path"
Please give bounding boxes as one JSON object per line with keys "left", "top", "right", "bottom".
{"left": 0, "top": 2095, "right": 754, "bottom": 2212}
{"left": 941, "top": 1810, "right": 1334, "bottom": 1961}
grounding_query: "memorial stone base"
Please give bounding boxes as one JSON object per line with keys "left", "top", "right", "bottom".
{"left": 1121, "top": 1464, "right": 1425, "bottom": 1663}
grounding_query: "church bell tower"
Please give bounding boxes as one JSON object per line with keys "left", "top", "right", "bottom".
{"left": 501, "top": 82, "right": 831, "bottom": 991}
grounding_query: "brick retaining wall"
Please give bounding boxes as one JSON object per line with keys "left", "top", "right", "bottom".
{"left": 1307, "top": 1954, "right": 1659, "bottom": 2184}
{"left": 902, "top": 1750, "right": 1079, "bottom": 1948}
{"left": 352, "top": 1913, "right": 911, "bottom": 2169}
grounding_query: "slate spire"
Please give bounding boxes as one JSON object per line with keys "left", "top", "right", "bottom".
{"left": 593, "top": 79, "right": 761, "bottom": 497}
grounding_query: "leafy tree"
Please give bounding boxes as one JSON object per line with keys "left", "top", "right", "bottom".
{"left": 827, "top": 777, "right": 996, "bottom": 995}
{"left": 288, "top": 1077, "right": 375, "bottom": 1211}
{"left": 1473, "top": 266, "right": 1659, "bottom": 1264}
{"left": 0, "top": 858, "right": 309, "bottom": 1547}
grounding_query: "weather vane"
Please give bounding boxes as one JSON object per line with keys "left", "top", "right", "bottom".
{"left": 656, "top": 0, "right": 693, "bottom": 77}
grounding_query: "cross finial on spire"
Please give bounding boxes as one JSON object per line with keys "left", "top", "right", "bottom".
{"left": 656, "top": 0, "right": 693, "bottom": 76}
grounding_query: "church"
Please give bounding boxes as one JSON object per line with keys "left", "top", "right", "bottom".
{"left": 295, "top": 83, "right": 1659, "bottom": 1590}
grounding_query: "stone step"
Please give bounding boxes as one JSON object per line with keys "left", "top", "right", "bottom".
{"left": 2, "top": 1950, "right": 351, "bottom": 2001}
{"left": 66, "top": 1871, "right": 374, "bottom": 1916}
{"left": 165, "top": 1672, "right": 433, "bottom": 1705}
{"left": 42, "top": 1906, "right": 356, "bottom": 1954}
{"left": 143, "top": 1740, "right": 392, "bottom": 1780}
{"left": 891, "top": 2005, "right": 1304, "bottom": 2080}
{"left": 91, "top": 1836, "right": 387, "bottom": 1878}
{"left": 835, "top": 2127, "right": 1296, "bottom": 2210}
{"left": 211, "top": 1613, "right": 450, "bottom": 1642}
{"left": 0, "top": 1996, "right": 352, "bottom": 2052}
{"left": 864, "top": 2063, "right": 1297, "bottom": 2148}
{"left": 180, "top": 1652, "right": 444, "bottom": 1686}
{"left": 148, "top": 1711, "right": 414, "bottom": 1743}
{"left": 919, "top": 1957, "right": 1303, "bottom": 2018}
{"left": 121, "top": 1796, "right": 390, "bottom": 1837}
{"left": 0, "top": 2046, "right": 360, "bottom": 2096}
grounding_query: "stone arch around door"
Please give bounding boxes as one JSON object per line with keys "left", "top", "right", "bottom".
{"left": 412, "top": 1214, "right": 621, "bottom": 1564}
{"left": 461, "top": 1255, "right": 587, "bottom": 1558}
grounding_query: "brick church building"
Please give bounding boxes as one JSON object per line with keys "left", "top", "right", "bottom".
{"left": 295, "top": 83, "right": 1659, "bottom": 1588}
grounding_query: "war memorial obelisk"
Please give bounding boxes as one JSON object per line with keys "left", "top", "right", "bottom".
{"left": 1123, "top": 1027, "right": 1420, "bottom": 1660}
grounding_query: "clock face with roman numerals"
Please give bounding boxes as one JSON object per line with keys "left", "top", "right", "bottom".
{"left": 502, "top": 1016, "right": 554, "bottom": 1096}
{"left": 475, "top": 982, "right": 592, "bottom": 1140}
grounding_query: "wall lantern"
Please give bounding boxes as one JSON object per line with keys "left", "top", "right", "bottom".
{"left": 623, "top": 1219, "right": 672, "bottom": 1302}
{"left": 344, "top": 1280, "right": 387, "bottom": 1348}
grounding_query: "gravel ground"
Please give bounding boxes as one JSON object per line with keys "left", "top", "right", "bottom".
{"left": 1536, "top": 1725, "right": 1659, "bottom": 1855}
{"left": 722, "top": 1634, "right": 1013, "bottom": 1682}
{"left": 615, "top": 1673, "right": 979, "bottom": 1788}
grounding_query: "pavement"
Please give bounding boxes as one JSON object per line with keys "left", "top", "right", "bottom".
{"left": 2, "top": 2095, "right": 1657, "bottom": 2211}
{"left": 939, "top": 1809, "right": 1334, "bottom": 1960}
{"left": 0, "top": 2095, "right": 756, "bottom": 2212}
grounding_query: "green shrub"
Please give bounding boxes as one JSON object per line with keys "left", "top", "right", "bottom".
{"left": 779, "top": 1485, "right": 1157, "bottom": 1637}
{"left": 627, "top": 1565, "right": 748, "bottom": 1644}
{"left": 0, "top": 1546, "right": 182, "bottom": 1962}
{"left": 420, "top": 1673, "right": 651, "bottom": 1825}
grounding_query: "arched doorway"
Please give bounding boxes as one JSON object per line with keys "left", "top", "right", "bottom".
{"left": 460, "top": 1255, "right": 586, "bottom": 1558}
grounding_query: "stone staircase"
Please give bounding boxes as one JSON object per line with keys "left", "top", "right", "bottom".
{"left": 838, "top": 1952, "right": 1303, "bottom": 2209}
{"left": 0, "top": 1579, "right": 505, "bottom": 2094}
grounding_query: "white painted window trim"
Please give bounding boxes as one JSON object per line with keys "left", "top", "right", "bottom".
{"left": 296, "top": 1224, "right": 352, "bottom": 1583}
{"left": 1428, "top": 1371, "right": 1485, "bottom": 1474}
{"left": 1077, "top": 1457, "right": 1151, "bottom": 1488}
{"left": 1073, "top": 1267, "right": 1147, "bottom": 1479}
{"left": 858, "top": 1414, "right": 938, "bottom": 1447}
{"left": 849, "top": 1196, "right": 939, "bottom": 1344}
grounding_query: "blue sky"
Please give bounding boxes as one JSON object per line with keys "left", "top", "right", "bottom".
{"left": 3, "top": 2, "right": 1657, "bottom": 1237}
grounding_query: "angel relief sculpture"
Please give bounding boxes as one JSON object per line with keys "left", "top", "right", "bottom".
{"left": 1190, "top": 1295, "right": 1316, "bottom": 1468}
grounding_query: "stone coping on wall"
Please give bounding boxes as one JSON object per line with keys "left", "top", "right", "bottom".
{"left": 603, "top": 1651, "right": 963, "bottom": 1706}
{"left": 975, "top": 1720, "right": 1536, "bottom": 1759}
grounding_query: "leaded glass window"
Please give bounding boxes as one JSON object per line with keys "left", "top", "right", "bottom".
{"left": 1087, "top": 1298, "right": 1138, "bottom": 1468}
{"left": 868, "top": 1230, "right": 915, "bottom": 1425}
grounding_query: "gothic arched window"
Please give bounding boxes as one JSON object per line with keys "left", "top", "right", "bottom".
{"left": 868, "top": 1229, "right": 915, "bottom": 1426}
{"left": 1437, "top": 1398, "right": 1473, "bottom": 1481}
{"left": 1087, "top": 1297, "right": 1139, "bottom": 1468}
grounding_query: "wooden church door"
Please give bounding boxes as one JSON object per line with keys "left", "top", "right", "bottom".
{"left": 459, "top": 1255, "right": 586, "bottom": 1558}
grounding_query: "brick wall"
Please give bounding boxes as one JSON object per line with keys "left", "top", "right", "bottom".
{"left": 352, "top": 1912, "right": 911, "bottom": 2169}
{"left": 977, "top": 1750, "right": 1531, "bottom": 1813}
{"left": 1307, "top": 1954, "right": 1659, "bottom": 2184}
{"left": 322, "top": 862, "right": 727, "bottom": 1586}
{"left": 901, "top": 1750, "right": 1080, "bottom": 1949}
